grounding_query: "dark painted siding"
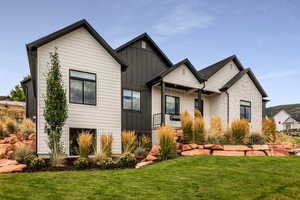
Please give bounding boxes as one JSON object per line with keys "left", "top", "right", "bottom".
{"left": 21, "top": 80, "right": 36, "bottom": 120}
{"left": 117, "top": 39, "right": 171, "bottom": 134}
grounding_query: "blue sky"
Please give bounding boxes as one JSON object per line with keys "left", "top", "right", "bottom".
{"left": 0, "top": 0, "right": 299, "bottom": 106}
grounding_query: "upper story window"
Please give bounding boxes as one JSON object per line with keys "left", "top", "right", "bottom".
{"left": 141, "top": 41, "right": 147, "bottom": 49}
{"left": 70, "top": 70, "right": 96, "bottom": 105}
{"left": 166, "top": 95, "right": 180, "bottom": 115}
{"left": 240, "top": 100, "right": 251, "bottom": 122}
{"left": 123, "top": 89, "right": 141, "bottom": 111}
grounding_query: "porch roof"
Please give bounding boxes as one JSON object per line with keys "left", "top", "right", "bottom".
{"left": 146, "top": 58, "right": 206, "bottom": 86}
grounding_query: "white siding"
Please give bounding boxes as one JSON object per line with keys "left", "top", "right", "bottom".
{"left": 37, "top": 27, "right": 122, "bottom": 155}
{"left": 204, "top": 61, "right": 240, "bottom": 92}
{"left": 163, "top": 64, "right": 204, "bottom": 89}
{"left": 227, "top": 73, "right": 263, "bottom": 132}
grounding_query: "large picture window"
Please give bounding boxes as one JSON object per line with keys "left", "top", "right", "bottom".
{"left": 123, "top": 89, "right": 140, "bottom": 111}
{"left": 165, "top": 95, "right": 180, "bottom": 115}
{"left": 69, "top": 128, "right": 96, "bottom": 156}
{"left": 70, "top": 70, "right": 96, "bottom": 105}
{"left": 240, "top": 100, "right": 251, "bottom": 122}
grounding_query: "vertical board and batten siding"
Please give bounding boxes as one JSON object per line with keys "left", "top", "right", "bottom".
{"left": 227, "top": 73, "right": 263, "bottom": 132}
{"left": 163, "top": 64, "right": 203, "bottom": 89}
{"left": 117, "top": 39, "right": 171, "bottom": 134}
{"left": 37, "top": 27, "right": 122, "bottom": 155}
{"left": 204, "top": 61, "right": 240, "bottom": 92}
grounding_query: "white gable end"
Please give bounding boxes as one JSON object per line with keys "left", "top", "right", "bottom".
{"left": 163, "top": 64, "right": 203, "bottom": 89}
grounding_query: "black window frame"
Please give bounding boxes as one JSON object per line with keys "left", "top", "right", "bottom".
{"left": 69, "top": 127, "right": 97, "bottom": 156}
{"left": 165, "top": 95, "right": 180, "bottom": 115}
{"left": 240, "top": 100, "right": 251, "bottom": 122}
{"left": 122, "top": 89, "right": 141, "bottom": 112}
{"left": 69, "top": 69, "right": 97, "bottom": 106}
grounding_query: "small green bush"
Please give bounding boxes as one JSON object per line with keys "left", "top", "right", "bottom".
{"left": 102, "top": 158, "right": 115, "bottom": 169}
{"left": 30, "top": 157, "right": 46, "bottom": 170}
{"left": 206, "top": 134, "right": 228, "bottom": 145}
{"left": 13, "top": 146, "right": 35, "bottom": 165}
{"left": 134, "top": 146, "right": 146, "bottom": 159}
{"left": 118, "top": 153, "right": 137, "bottom": 168}
{"left": 5, "top": 119, "right": 17, "bottom": 134}
{"left": 73, "top": 157, "right": 91, "bottom": 169}
{"left": 248, "top": 133, "right": 266, "bottom": 145}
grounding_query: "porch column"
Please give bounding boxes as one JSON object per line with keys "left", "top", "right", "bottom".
{"left": 197, "top": 89, "right": 203, "bottom": 113}
{"left": 161, "top": 80, "right": 165, "bottom": 126}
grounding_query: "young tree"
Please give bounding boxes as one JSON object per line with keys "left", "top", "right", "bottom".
{"left": 44, "top": 48, "right": 68, "bottom": 166}
{"left": 10, "top": 85, "right": 25, "bottom": 102}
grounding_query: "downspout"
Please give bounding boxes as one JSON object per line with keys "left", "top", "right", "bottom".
{"left": 225, "top": 90, "right": 229, "bottom": 125}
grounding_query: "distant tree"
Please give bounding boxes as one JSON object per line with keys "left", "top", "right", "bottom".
{"left": 10, "top": 85, "right": 25, "bottom": 102}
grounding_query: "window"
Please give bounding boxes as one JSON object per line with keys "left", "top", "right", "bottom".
{"left": 195, "top": 99, "right": 204, "bottom": 116}
{"left": 123, "top": 89, "right": 141, "bottom": 111}
{"left": 141, "top": 40, "right": 147, "bottom": 49}
{"left": 240, "top": 100, "right": 251, "bottom": 122}
{"left": 70, "top": 70, "right": 96, "bottom": 105}
{"left": 69, "top": 128, "right": 96, "bottom": 156}
{"left": 165, "top": 96, "right": 180, "bottom": 115}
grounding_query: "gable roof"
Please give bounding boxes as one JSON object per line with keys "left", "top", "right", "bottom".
{"left": 115, "top": 33, "right": 173, "bottom": 67}
{"left": 198, "top": 55, "right": 244, "bottom": 80}
{"left": 219, "top": 68, "right": 267, "bottom": 97}
{"left": 266, "top": 104, "right": 300, "bottom": 122}
{"left": 26, "top": 19, "right": 127, "bottom": 97}
{"left": 147, "top": 58, "right": 206, "bottom": 86}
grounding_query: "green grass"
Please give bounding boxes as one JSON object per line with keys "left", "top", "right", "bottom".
{"left": 1, "top": 156, "right": 300, "bottom": 200}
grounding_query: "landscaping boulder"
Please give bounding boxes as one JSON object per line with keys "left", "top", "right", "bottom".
{"left": 0, "top": 159, "right": 27, "bottom": 173}
{"left": 198, "top": 145, "right": 204, "bottom": 149}
{"left": 145, "top": 155, "right": 158, "bottom": 161}
{"left": 223, "top": 145, "right": 251, "bottom": 151}
{"left": 213, "top": 150, "right": 245, "bottom": 156}
{"left": 149, "top": 144, "right": 160, "bottom": 156}
{"left": 0, "top": 159, "right": 18, "bottom": 167}
{"left": 204, "top": 144, "right": 215, "bottom": 149}
{"left": 182, "top": 144, "right": 192, "bottom": 151}
{"left": 246, "top": 151, "right": 266, "bottom": 156}
{"left": 251, "top": 145, "right": 269, "bottom": 151}
{"left": 189, "top": 144, "right": 198, "bottom": 149}
{"left": 181, "top": 149, "right": 210, "bottom": 156}
{"left": 135, "top": 161, "right": 154, "bottom": 168}
{"left": 176, "top": 143, "right": 183, "bottom": 152}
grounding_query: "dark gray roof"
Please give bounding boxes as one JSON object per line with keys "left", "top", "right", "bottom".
{"left": 220, "top": 68, "right": 268, "bottom": 97}
{"left": 266, "top": 104, "right": 300, "bottom": 122}
{"left": 26, "top": 19, "right": 128, "bottom": 97}
{"left": 147, "top": 58, "right": 206, "bottom": 86}
{"left": 115, "top": 33, "right": 173, "bottom": 67}
{"left": 198, "top": 55, "right": 244, "bottom": 79}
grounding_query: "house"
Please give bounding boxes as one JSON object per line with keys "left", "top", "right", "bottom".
{"left": 23, "top": 19, "right": 268, "bottom": 157}
{"left": 0, "top": 100, "right": 25, "bottom": 122}
{"left": 266, "top": 104, "right": 300, "bottom": 131}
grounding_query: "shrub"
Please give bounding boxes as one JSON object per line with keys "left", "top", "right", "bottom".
{"left": 118, "top": 152, "right": 137, "bottom": 168}
{"left": 140, "top": 135, "right": 151, "bottom": 152}
{"left": 13, "top": 146, "right": 35, "bottom": 165}
{"left": 134, "top": 146, "right": 146, "bottom": 159}
{"left": 74, "top": 157, "right": 91, "bottom": 169}
{"left": 276, "top": 132, "right": 293, "bottom": 144}
{"left": 50, "top": 152, "right": 65, "bottom": 167}
{"left": 30, "top": 157, "right": 46, "bottom": 170}
{"left": 0, "top": 121, "right": 8, "bottom": 138}
{"left": 248, "top": 133, "right": 266, "bottom": 145}
{"left": 159, "top": 126, "right": 176, "bottom": 160}
{"left": 102, "top": 158, "right": 115, "bottom": 169}
{"left": 262, "top": 118, "right": 277, "bottom": 143}
{"left": 230, "top": 119, "right": 249, "bottom": 144}
{"left": 20, "top": 119, "right": 35, "bottom": 135}
{"left": 121, "top": 131, "right": 136, "bottom": 153}
{"left": 180, "top": 111, "right": 193, "bottom": 143}
{"left": 194, "top": 109, "right": 202, "bottom": 118}
{"left": 5, "top": 118, "right": 17, "bottom": 134}
{"left": 210, "top": 117, "right": 223, "bottom": 135}
{"left": 206, "top": 133, "right": 228, "bottom": 145}
{"left": 77, "top": 132, "right": 93, "bottom": 158}
{"left": 193, "top": 116, "right": 205, "bottom": 144}
{"left": 100, "top": 134, "right": 113, "bottom": 157}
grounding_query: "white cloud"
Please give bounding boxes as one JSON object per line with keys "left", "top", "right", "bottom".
{"left": 154, "top": 4, "right": 214, "bottom": 36}
{"left": 260, "top": 69, "right": 300, "bottom": 80}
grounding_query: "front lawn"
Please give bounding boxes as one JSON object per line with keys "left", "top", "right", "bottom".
{"left": 1, "top": 156, "right": 300, "bottom": 200}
